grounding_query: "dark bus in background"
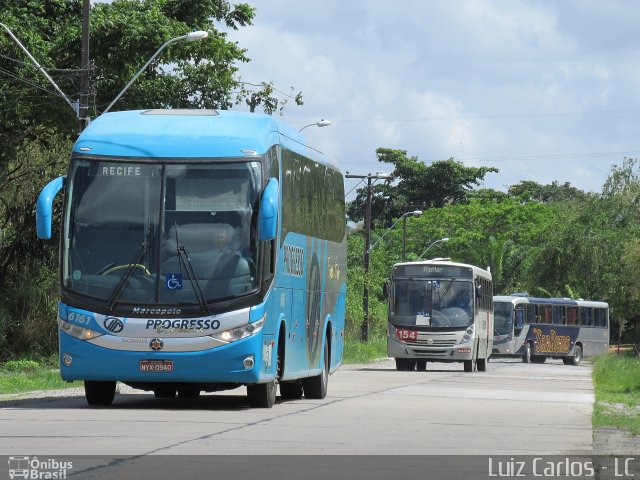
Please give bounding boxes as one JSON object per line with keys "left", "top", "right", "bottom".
{"left": 492, "top": 295, "right": 609, "bottom": 365}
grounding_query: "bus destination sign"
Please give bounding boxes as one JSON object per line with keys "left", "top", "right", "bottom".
{"left": 393, "top": 264, "right": 472, "bottom": 279}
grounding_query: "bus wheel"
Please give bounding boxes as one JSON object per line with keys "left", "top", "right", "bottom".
{"left": 463, "top": 359, "right": 475, "bottom": 373}
{"left": 416, "top": 360, "right": 427, "bottom": 371}
{"left": 280, "top": 380, "right": 303, "bottom": 400}
{"left": 522, "top": 343, "right": 532, "bottom": 363}
{"left": 303, "top": 340, "right": 329, "bottom": 399}
{"left": 477, "top": 357, "right": 487, "bottom": 372}
{"left": 247, "top": 380, "right": 277, "bottom": 408}
{"left": 85, "top": 380, "right": 116, "bottom": 406}
{"left": 569, "top": 345, "right": 582, "bottom": 366}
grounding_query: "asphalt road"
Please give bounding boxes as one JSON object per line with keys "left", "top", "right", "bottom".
{"left": 0, "top": 357, "right": 594, "bottom": 457}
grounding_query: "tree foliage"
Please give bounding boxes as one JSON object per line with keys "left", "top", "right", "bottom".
{"left": 508, "top": 180, "right": 589, "bottom": 203}
{"left": 347, "top": 148, "right": 498, "bottom": 226}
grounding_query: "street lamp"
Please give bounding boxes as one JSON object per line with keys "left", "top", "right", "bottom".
{"left": 0, "top": 21, "right": 79, "bottom": 117}
{"left": 103, "top": 30, "right": 209, "bottom": 114}
{"left": 367, "top": 210, "right": 422, "bottom": 254}
{"left": 345, "top": 172, "right": 393, "bottom": 341}
{"left": 419, "top": 237, "right": 450, "bottom": 260}
{"left": 299, "top": 119, "right": 332, "bottom": 132}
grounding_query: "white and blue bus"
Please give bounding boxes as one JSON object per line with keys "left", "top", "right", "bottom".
{"left": 386, "top": 259, "right": 493, "bottom": 373}
{"left": 36, "top": 109, "right": 346, "bottom": 408}
{"left": 492, "top": 295, "right": 609, "bottom": 365}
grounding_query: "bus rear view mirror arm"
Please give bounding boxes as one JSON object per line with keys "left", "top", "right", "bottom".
{"left": 259, "top": 177, "right": 279, "bottom": 241}
{"left": 36, "top": 176, "right": 65, "bottom": 240}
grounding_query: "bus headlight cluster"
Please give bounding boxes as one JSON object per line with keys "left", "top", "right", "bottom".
{"left": 58, "top": 319, "right": 102, "bottom": 341}
{"left": 211, "top": 319, "right": 264, "bottom": 344}
{"left": 462, "top": 325, "right": 474, "bottom": 343}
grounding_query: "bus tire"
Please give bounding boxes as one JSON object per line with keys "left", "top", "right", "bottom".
{"left": 303, "top": 339, "right": 329, "bottom": 399}
{"left": 247, "top": 380, "right": 277, "bottom": 408}
{"left": 85, "top": 380, "right": 116, "bottom": 406}
{"left": 522, "top": 342, "right": 532, "bottom": 363}
{"left": 395, "top": 358, "right": 407, "bottom": 371}
{"left": 416, "top": 360, "right": 427, "bottom": 371}
{"left": 463, "top": 359, "right": 475, "bottom": 372}
{"left": 280, "top": 380, "right": 303, "bottom": 400}
{"left": 477, "top": 357, "right": 487, "bottom": 372}
{"left": 569, "top": 344, "right": 582, "bottom": 366}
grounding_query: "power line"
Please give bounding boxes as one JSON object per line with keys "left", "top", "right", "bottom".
{"left": 0, "top": 67, "right": 60, "bottom": 97}
{"left": 0, "top": 53, "right": 87, "bottom": 72}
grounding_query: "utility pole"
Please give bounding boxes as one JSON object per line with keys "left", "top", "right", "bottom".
{"left": 79, "top": 0, "right": 90, "bottom": 132}
{"left": 346, "top": 172, "right": 392, "bottom": 341}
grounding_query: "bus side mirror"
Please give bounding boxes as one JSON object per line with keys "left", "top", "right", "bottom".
{"left": 259, "top": 177, "right": 279, "bottom": 241}
{"left": 36, "top": 176, "right": 65, "bottom": 240}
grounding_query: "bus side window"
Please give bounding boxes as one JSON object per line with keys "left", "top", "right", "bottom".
{"left": 515, "top": 305, "right": 524, "bottom": 333}
{"left": 579, "top": 307, "right": 593, "bottom": 326}
{"left": 526, "top": 304, "right": 536, "bottom": 325}
{"left": 553, "top": 306, "right": 566, "bottom": 325}
{"left": 567, "top": 306, "right": 577, "bottom": 325}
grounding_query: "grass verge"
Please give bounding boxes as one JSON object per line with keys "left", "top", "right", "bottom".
{"left": 593, "top": 352, "right": 640, "bottom": 434}
{"left": 343, "top": 336, "right": 387, "bottom": 364}
{"left": 0, "top": 358, "right": 76, "bottom": 395}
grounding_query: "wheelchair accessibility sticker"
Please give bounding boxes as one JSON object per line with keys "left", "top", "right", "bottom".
{"left": 165, "top": 274, "right": 183, "bottom": 290}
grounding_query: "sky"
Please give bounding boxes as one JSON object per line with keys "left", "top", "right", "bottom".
{"left": 226, "top": 0, "right": 640, "bottom": 198}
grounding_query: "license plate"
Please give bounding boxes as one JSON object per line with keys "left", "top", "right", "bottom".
{"left": 140, "top": 360, "right": 173, "bottom": 372}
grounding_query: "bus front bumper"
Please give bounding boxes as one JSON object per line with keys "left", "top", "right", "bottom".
{"left": 387, "top": 337, "right": 474, "bottom": 361}
{"left": 58, "top": 330, "right": 273, "bottom": 384}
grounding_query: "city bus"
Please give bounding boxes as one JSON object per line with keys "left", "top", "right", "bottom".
{"left": 36, "top": 109, "right": 346, "bottom": 408}
{"left": 386, "top": 259, "right": 493, "bottom": 372}
{"left": 492, "top": 295, "right": 609, "bottom": 365}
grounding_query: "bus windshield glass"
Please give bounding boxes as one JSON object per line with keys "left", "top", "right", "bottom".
{"left": 494, "top": 302, "right": 513, "bottom": 336}
{"left": 391, "top": 279, "right": 473, "bottom": 327}
{"left": 62, "top": 158, "right": 262, "bottom": 308}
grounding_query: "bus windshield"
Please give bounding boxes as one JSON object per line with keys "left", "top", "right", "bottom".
{"left": 391, "top": 279, "right": 473, "bottom": 327}
{"left": 494, "top": 302, "right": 513, "bottom": 336}
{"left": 62, "top": 158, "right": 262, "bottom": 309}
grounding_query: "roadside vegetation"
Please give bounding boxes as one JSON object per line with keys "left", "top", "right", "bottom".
{"left": 593, "top": 351, "right": 640, "bottom": 434}
{"left": 343, "top": 337, "right": 387, "bottom": 365}
{"left": 0, "top": 358, "right": 76, "bottom": 395}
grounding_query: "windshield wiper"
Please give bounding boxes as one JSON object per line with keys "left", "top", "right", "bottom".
{"left": 106, "top": 240, "right": 149, "bottom": 312}
{"left": 174, "top": 224, "right": 210, "bottom": 315}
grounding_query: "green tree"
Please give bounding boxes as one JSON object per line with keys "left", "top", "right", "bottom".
{"left": 347, "top": 148, "right": 498, "bottom": 226}
{"left": 508, "top": 180, "right": 588, "bottom": 203}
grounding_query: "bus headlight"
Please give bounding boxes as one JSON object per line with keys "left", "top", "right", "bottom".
{"left": 211, "top": 319, "right": 264, "bottom": 344}
{"left": 462, "top": 325, "right": 474, "bottom": 343}
{"left": 58, "top": 319, "right": 102, "bottom": 341}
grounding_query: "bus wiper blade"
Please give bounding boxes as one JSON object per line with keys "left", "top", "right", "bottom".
{"left": 174, "top": 226, "right": 210, "bottom": 315}
{"left": 106, "top": 240, "right": 149, "bottom": 312}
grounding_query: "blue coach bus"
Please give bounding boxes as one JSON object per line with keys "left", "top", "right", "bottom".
{"left": 492, "top": 295, "right": 609, "bottom": 365}
{"left": 36, "top": 109, "right": 346, "bottom": 408}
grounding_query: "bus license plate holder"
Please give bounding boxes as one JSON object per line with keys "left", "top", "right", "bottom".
{"left": 140, "top": 360, "right": 173, "bottom": 372}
